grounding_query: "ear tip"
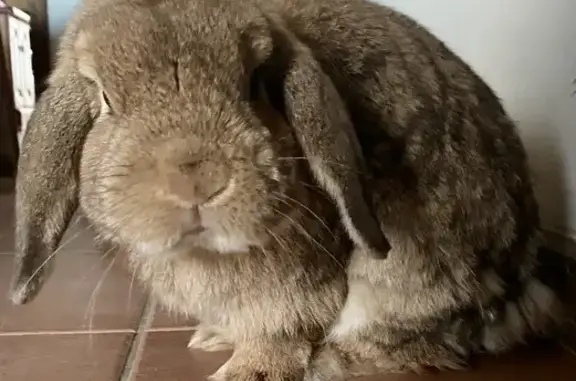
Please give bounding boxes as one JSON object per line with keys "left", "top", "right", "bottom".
{"left": 10, "top": 283, "right": 33, "bottom": 305}
{"left": 372, "top": 247, "right": 391, "bottom": 260}
{"left": 9, "top": 276, "right": 42, "bottom": 305}
{"left": 368, "top": 237, "right": 392, "bottom": 259}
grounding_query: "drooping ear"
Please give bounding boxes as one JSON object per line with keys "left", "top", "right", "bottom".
{"left": 75, "top": 31, "right": 114, "bottom": 115}
{"left": 10, "top": 33, "right": 100, "bottom": 305}
{"left": 260, "top": 32, "right": 391, "bottom": 259}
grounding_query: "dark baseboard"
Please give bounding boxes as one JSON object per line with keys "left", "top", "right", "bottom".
{"left": 544, "top": 230, "right": 576, "bottom": 258}
{"left": 0, "top": 176, "right": 14, "bottom": 194}
{"left": 0, "top": 155, "right": 16, "bottom": 178}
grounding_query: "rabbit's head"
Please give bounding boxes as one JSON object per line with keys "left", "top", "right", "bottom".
{"left": 11, "top": 0, "right": 390, "bottom": 304}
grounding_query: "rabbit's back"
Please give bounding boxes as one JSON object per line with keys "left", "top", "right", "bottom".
{"left": 268, "top": 0, "right": 538, "bottom": 265}
{"left": 267, "top": 0, "right": 565, "bottom": 368}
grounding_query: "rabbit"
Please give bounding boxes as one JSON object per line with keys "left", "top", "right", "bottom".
{"left": 9, "top": 0, "right": 393, "bottom": 380}
{"left": 266, "top": 0, "right": 575, "bottom": 380}
{"left": 9, "top": 0, "right": 576, "bottom": 380}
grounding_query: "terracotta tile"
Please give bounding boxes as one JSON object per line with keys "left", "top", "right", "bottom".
{"left": 0, "top": 193, "right": 14, "bottom": 252}
{"left": 0, "top": 194, "right": 100, "bottom": 254}
{"left": 130, "top": 334, "right": 575, "bottom": 381}
{"left": 0, "top": 251, "right": 147, "bottom": 333}
{"left": 0, "top": 178, "right": 13, "bottom": 194}
{"left": 134, "top": 330, "right": 231, "bottom": 380}
{"left": 0, "top": 214, "right": 100, "bottom": 254}
{"left": 150, "top": 305, "right": 198, "bottom": 329}
{"left": 56, "top": 213, "right": 102, "bottom": 252}
{"left": 0, "top": 332, "right": 133, "bottom": 381}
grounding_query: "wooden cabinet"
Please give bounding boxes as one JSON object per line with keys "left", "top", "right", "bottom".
{"left": 0, "top": 1, "right": 34, "bottom": 177}
{"left": 6, "top": 6, "right": 35, "bottom": 112}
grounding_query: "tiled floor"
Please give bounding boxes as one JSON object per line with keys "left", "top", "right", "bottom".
{"left": 1, "top": 179, "right": 575, "bottom": 380}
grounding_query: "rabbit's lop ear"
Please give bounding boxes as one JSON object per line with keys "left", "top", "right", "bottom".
{"left": 253, "top": 28, "right": 390, "bottom": 259}
{"left": 10, "top": 32, "right": 100, "bottom": 305}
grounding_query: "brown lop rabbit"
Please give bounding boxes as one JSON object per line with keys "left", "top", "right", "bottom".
{"left": 10, "top": 0, "right": 575, "bottom": 380}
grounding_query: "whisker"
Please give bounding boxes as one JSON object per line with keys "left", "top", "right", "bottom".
{"left": 300, "top": 182, "right": 324, "bottom": 192}
{"left": 127, "top": 262, "right": 138, "bottom": 315}
{"left": 262, "top": 225, "right": 290, "bottom": 253}
{"left": 271, "top": 207, "right": 345, "bottom": 271}
{"left": 256, "top": 244, "right": 283, "bottom": 282}
{"left": 271, "top": 193, "right": 335, "bottom": 239}
{"left": 109, "top": 163, "right": 134, "bottom": 170}
{"left": 81, "top": 189, "right": 142, "bottom": 218}
{"left": 93, "top": 173, "right": 131, "bottom": 181}
{"left": 276, "top": 156, "right": 362, "bottom": 174}
{"left": 239, "top": 212, "right": 303, "bottom": 271}
{"left": 76, "top": 242, "right": 117, "bottom": 283}
{"left": 276, "top": 156, "right": 308, "bottom": 160}
{"left": 84, "top": 250, "right": 117, "bottom": 349}
{"left": 16, "top": 229, "right": 83, "bottom": 291}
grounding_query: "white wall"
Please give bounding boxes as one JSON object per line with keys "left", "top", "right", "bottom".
{"left": 47, "top": 0, "right": 80, "bottom": 51}
{"left": 378, "top": 0, "right": 576, "bottom": 239}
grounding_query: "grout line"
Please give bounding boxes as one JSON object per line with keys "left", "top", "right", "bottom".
{"left": 0, "top": 250, "right": 109, "bottom": 255}
{"left": 0, "top": 329, "right": 136, "bottom": 336}
{"left": 145, "top": 326, "right": 196, "bottom": 332}
{"left": 118, "top": 297, "right": 156, "bottom": 381}
{"left": 0, "top": 326, "right": 197, "bottom": 336}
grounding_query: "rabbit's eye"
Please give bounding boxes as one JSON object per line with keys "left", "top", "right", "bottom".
{"left": 249, "top": 67, "right": 286, "bottom": 121}
{"left": 248, "top": 69, "right": 264, "bottom": 102}
{"left": 100, "top": 90, "right": 113, "bottom": 115}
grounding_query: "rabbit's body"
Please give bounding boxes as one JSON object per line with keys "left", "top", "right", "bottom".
{"left": 127, "top": 179, "right": 350, "bottom": 345}
{"left": 11, "top": 0, "right": 573, "bottom": 380}
{"left": 266, "top": 0, "right": 567, "bottom": 378}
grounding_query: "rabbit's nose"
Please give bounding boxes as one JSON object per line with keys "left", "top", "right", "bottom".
{"left": 163, "top": 159, "right": 232, "bottom": 207}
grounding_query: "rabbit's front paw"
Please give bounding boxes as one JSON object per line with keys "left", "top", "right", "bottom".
{"left": 188, "top": 324, "right": 233, "bottom": 352}
{"left": 304, "top": 343, "right": 347, "bottom": 381}
{"left": 209, "top": 340, "right": 310, "bottom": 381}
{"left": 210, "top": 367, "right": 302, "bottom": 381}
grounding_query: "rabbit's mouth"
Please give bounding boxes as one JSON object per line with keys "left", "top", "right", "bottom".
{"left": 173, "top": 229, "right": 252, "bottom": 255}
{"left": 182, "top": 226, "right": 207, "bottom": 237}
{"left": 133, "top": 225, "right": 252, "bottom": 259}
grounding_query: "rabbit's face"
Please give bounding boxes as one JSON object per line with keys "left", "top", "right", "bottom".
{"left": 80, "top": 89, "right": 305, "bottom": 257}
{"left": 58, "top": 0, "right": 388, "bottom": 261}
{"left": 71, "top": 5, "right": 315, "bottom": 257}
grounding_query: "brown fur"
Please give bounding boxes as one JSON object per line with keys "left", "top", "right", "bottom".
{"left": 10, "top": 0, "right": 572, "bottom": 380}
